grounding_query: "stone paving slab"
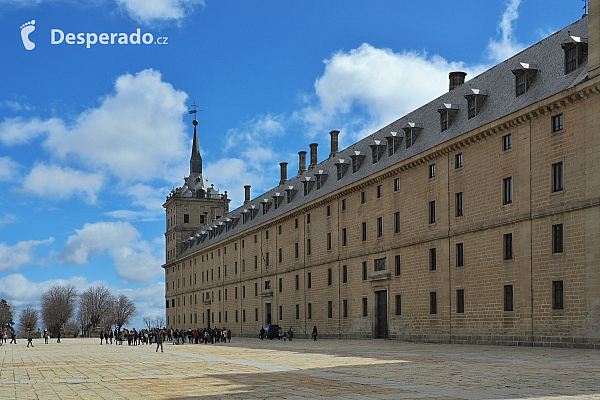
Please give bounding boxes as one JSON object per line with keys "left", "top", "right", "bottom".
{"left": 0, "top": 338, "right": 598, "bottom": 399}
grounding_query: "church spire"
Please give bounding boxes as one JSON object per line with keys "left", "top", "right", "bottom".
{"left": 190, "top": 119, "right": 203, "bottom": 174}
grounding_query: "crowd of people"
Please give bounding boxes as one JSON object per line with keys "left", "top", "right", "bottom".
{"left": 98, "top": 327, "right": 233, "bottom": 347}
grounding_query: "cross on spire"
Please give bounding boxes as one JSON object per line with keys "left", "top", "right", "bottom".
{"left": 189, "top": 101, "right": 202, "bottom": 120}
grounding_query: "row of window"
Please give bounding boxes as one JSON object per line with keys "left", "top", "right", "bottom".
{"left": 168, "top": 280, "right": 567, "bottom": 327}
{"left": 170, "top": 224, "right": 566, "bottom": 292}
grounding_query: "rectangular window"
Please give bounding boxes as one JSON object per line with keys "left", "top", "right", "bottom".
{"left": 295, "top": 218, "right": 298, "bottom": 228}
{"left": 255, "top": 256, "right": 258, "bottom": 269}
{"left": 455, "top": 153, "right": 463, "bottom": 168}
{"left": 552, "top": 280, "right": 564, "bottom": 310}
{"left": 429, "top": 248, "right": 437, "bottom": 271}
{"left": 394, "top": 254, "right": 401, "bottom": 276}
{"left": 243, "top": 309, "right": 246, "bottom": 322}
{"left": 307, "top": 272, "right": 312, "bottom": 288}
{"left": 306, "top": 239, "right": 311, "bottom": 255}
{"left": 565, "top": 47, "right": 578, "bottom": 73}
{"left": 395, "top": 294, "right": 401, "bottom": 315}
{"left": 374, "top": 257, "right": 386, "bottom": 271}
{"left": 278, "top": 248, "right": 282, "bottom": 263}
{"left": 515, "top": 72, "right": 526, "bottom": 96}
{"left": 429, "top": 200, "right": 436, "bottom": 224}
{"left": 342, "top": 198, "right": 347, "bottom": 210}
{"left": 255, "top": 308, "right": 258, "bottom": 322}
{"left": 552, "top": 114, "right": 563, "bottom": 132}
{"left": 377, "top": 185, "right": 383, "bottom": 198}
{"left": 361, "top": 191, "right": 366, "bottom": 204}
{"left": 278, "top": 225, "right": 282, "bottom": 235}
{"left": 455, "top": 192, "right": 463, "bottom": 217}
{"left": 327, "top": 268, "right": 332, "bottom": 286}
{"left": 296, "top": 304, "right": 300, "bottom": 320}
{"left": 503, "top": 177, "right": 513, "bottom": 205}
{"left": 342, "top": 228, "right": 347, "bottom": 246}
{"left": 502, "top": 133, "right": 512, "bottom": 151}
{"left": 327, "top": 232, "right": 332, "bottom": 250}
{"left": 430, "top": 292, "right": 437, "bottom": 314}
{"left": 467, "top": 97, "right": 476, "bottom": 119}
{"left": 394, "top": 178, "right": 400, "bottom": 191}
{"left": 343, "top": 299, "right": 348, "bottom": 318}
{"left": 552, "top": 162, "right": 564, "bottom": 192}
{"left": 295, "top": 242, "right": 299, "bottom": 258}
{"left": 429, "top": 164, "right": 436, "bottom": 178}
{"left": 456, "top": 243, "right": 464, "bottom": 267}
{"left": 362, "top": 261, "right": 367, "bottom": 280}
{"left": 279, "top": 277, "right": 282, "bottom": 293}
{"left": 254, "top": 283, "right": 257, "bottom": 296}
{"left": 279, "top": 306, "right": 282, "bottom": 321}
{"left": 377, "top": 217, "right": 383, "bottom": 238}
{"left": 326, "top": 204, "right": 331, "bottom": 217}
{"left": 552, "top": 224, "right": 564, "bottom": 254}
{"left": 394, "top": 211, "right": 400, "bottom": 233}
{"left": 295, "top": 274, "right": 299, "bottom": 290}
{"left": 265, "top": 252, "right": 269, "bottom": 266}
{"left": 499, "top": 231, "right": 513, "bottom": 260}
{"left": 183, "top": 214, "right": 189, "bottom": 223}
{"left": 342, "top": 265, "right": 347, "bottom": 283}
{"left": 504, "top": 285, "right": 514, "bottom": 312}
{"left": 307, "top": 303, "right": 312, "bottom": 319}
{"left": 242, "top": 285, "right": 245, "bottom": 298}
{"left": 362, "top": 297, "right": 368, "bottom": 317}
{"left": 456, "top": 289, "right": 464, "bottom": 314}
{"left": 328, "top": 301, "right": 333, "bottom": 318}
{"left": 362, "top": 221, "right": 367, "bottom": 241}
{"left": 307, "top": 213, "right": 311, "bottom": 224}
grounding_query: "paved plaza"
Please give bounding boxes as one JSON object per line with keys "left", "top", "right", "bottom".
{"left": 0, "top": 337, "right": 598, "bottom": 399}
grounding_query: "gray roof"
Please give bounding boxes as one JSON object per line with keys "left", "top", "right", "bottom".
{"left": 178, "top": 16, "right": 589, "bottom": 258}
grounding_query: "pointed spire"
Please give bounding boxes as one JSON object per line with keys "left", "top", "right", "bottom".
{"left": 190, "top": 119, "right": 202, "bottom": 174}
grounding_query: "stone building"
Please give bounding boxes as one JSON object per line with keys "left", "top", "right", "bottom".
{"left": 163, "top": 4, "right": 600, "bottom": 347}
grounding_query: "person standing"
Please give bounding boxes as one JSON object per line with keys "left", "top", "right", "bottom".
{"left": 56, "top": 329, "right": 61, "bottom": 343}
{"left": 155, "top": 329, "right": 164, "bottom": 352}
{"left": 27, "top": 330, "right": 34, "bottom": 347}
{"left": 10, "top": 331, "right": 17, "bottom": 344}
{"left": 312, "top": 326, "right": 318, "bottom": 342}
{"left": 100, "top": 330, "right": 104, "bottom": 345}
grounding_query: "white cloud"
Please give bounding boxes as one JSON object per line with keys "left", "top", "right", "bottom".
{"left": 486, "top": 0, "right": 525, "bottom": 63}
{"left": 19, "top": 163, "right": 104, "bottom": 204}
{"left": 44, "top": 69, "right": 189, "bottom": 181}
{"left": 0, "top": 157, "right": 21, "bottom": 182}
{"left": 0, "top": 100, "right": 33, "bottom": 112}
{"left": 104, "top": 183, "right": 169, "bottom": 221}
{"left": 0, "top": 117, "right": 65, "bottom": 146}
{"left": 0, "top": 238, "right": 55, "bottom": 272}
{"left": 295, "top": 44, "right": 484, "bottom": 143}
{"left": 0, "top": 214, "right": 19, "bottom": 226}
{"left": 115, "top": 0, "right": 205, "bottom": 25}
{"left": 59, "top": 221, "right": 163, "bottom": 283}
{"left": 116, "top": 282, "right": 165, "bottom": 327}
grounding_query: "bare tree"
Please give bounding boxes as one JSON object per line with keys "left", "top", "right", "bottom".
{"left": 154, "top": 315, "right": 166, "bottom": 329}
{"left": 18, "top": 306, "right": 39, "bottom": 336}
{"left": 76, "top": 306, "right": 92, "bottom": 337}
{"left": 41, "top": 285, "right": 78, "bottom": 337}
{"left": 0, "top": 299, "right": 14, "bottom": 333}
{"left": 79, "top": 286, "right": 114, "bottom": 332}
{"left": 143, "top": 316, "right": 153, "bottom": 331}
{"left": 111, "top": 294, "right": 137, "bottom": 331}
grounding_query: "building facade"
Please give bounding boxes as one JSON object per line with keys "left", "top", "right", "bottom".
{"left": 163, "top": 6, "right": 600, "bottom": 347}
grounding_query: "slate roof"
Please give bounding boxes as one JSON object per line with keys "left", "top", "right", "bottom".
{"left": 178, "top": 16, "right": 589, "bottom": 258}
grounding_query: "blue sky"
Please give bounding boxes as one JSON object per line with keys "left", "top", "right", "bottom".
{"left": 0, "top": 0, "right": 586, "bottom": 329}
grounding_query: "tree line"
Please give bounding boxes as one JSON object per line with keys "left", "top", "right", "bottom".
{"left": 1, "top": 284, "right": 144, "bottom": 338}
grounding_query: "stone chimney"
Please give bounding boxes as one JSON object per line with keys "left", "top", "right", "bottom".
{"left": 279, "top": 162, "right": 288, "bottom": 186}
{"left": 329, "top": 130, "right": 339, "bottom": 158}
{"left": 449, "top": 71, "right": 467, "bottom": 91}
{"left": 590, "top": 0, "right": 600, "bottom": 79}
{"left": 244, "top": 185, "right": 251, "bottom": 204}
{"left": 308, "top": 143, "right": 318, "bottom": 171}
{"left": 298, "top": 151, "right": 307, "bottom": 175}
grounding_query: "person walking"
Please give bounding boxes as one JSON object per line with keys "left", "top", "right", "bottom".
{"left": 100, "top": 330, "right": 104, "bottom": 345}
{"left": 312, "top": 326, "right": 318, "bottom": 342}
{"left": 155, "top": 329, "right": 164, "bottom": 352}
{"left": 10, "top": 331, "right": 17, "bottom": 344}
{"left": 43, "top": 329, "right": 49, "bottom": 344}
{"left": 27, "top": 330, "right": 34, "bottom": 347}
{"left": 56, "top": 329, "right": 61, "bottom": 343}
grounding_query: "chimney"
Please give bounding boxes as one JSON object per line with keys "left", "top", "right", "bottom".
{"left": 590, "top": 0, "right": 600, "bottom": 79}
{"left": 449, "top": 71, "right": 467, "bottom": 91}
{"left": 279, "top": 162, "right": 288, "bottom": 186}
{"left": 244, "top": 185, "right": 251, "bottom": 204}
{"left": 298, "top": 151, "right": 307, "bottom": 175}
{"left": 308, "top": 143, "right": 318, "bottom": 171}
{"left": 329, "top": 130, "right": 339, "bottom": 158}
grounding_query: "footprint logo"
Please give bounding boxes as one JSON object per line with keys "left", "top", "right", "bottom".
{"left": 20, "top": 20, "right": 36, "bottom": 50}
